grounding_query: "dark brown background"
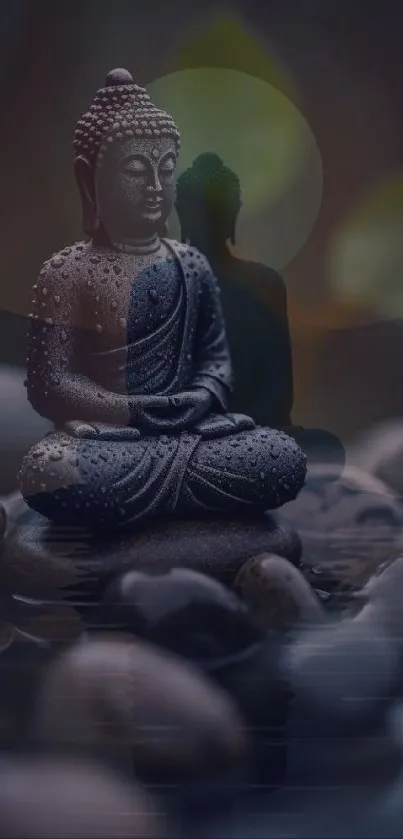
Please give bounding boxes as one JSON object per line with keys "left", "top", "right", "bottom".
{"left": 1, "top": 0, "right": 402, "bottom": 444}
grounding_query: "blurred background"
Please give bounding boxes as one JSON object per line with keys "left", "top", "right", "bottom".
{"left": 1, "top": 0, "right": 403, "bottom": 450}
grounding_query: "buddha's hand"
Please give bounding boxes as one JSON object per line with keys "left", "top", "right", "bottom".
{"left": 130, "top": 394, "right": 173, "bottom": 431}
{"left": 64, "top": 420, "right": 141, "bottom": 441}
{"left": 168, "top": 388, "right": 213, "bottom": 424}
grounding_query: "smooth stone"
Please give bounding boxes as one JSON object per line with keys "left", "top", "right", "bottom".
{"left": 35, "top": 634, "right": 247, "bottom": 778}
{"left": 352, "top": 418, "right": 403, "bottom": 498}
{"left": 284, "top": 603, "right": 402, "bottom": 734}
{"left": 0, "top": 494, "right": 301, "bottom": 607}
{"left": 101, "top": 568, "right": 262, "bottom": 666}
{"left": 209, "top": 638, "right": 291, "bottom": 788}
{"left": 0, "top": 757, "right": 161, "bottom": 838}
{"left": 354, "top": 554, "right": 403, "bottom": 638}
{"left": 281, "top": 463, "right": 403, "bottom": 606}
{"left": 234, "top": 553, "right": 325, "bottom": 632}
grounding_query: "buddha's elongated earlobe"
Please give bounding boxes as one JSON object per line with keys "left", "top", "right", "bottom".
{"left": 74, "top": 155, "right": 101, "bottom": 237}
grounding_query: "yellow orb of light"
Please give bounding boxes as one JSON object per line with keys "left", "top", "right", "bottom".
{"left": 149, "top": 68, "right": 322, "bottom": 269}
{"left": 329, "top": 173, "right": 403, "bottom": 322}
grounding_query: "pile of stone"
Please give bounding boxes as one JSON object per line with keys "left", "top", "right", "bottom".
{"left": 1, "top": 365, "right": 403, "bottom": 835}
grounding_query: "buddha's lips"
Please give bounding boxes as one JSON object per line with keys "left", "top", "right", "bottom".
{"left": 143, "top": 198, "right": 163, "bottom": 210}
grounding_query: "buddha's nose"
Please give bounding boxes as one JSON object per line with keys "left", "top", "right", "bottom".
{"left": 147, "top": 172, "right": 162, "bottom": 193}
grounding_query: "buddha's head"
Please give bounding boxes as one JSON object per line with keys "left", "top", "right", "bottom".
{"left": 74, "top": 68, "right": 181, "bottom": 244}
{"left": 176, "top": 153, "right": 241, "bottom": 254}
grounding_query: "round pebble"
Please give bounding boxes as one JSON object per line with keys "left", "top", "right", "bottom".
{"left": 102, "top": 568, "right": 262, "bottom": 665}
{"left": 284, "top": 614, "right": 400, "bottom": 729}
{"left": 0, "top": 757, "right": 161, "bottom": 838}
{"left": 234, "top": 553, "right": 325, "bottom": 631}
{"left": 35, "top": 634, "right": 247, "bottom": 776}
{"left": 356, "top": 555, "right": 403, "bottom": 636}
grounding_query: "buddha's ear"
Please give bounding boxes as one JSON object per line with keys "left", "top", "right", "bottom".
{"left": 74, "top": 155, "right": 99, "bottom": 236}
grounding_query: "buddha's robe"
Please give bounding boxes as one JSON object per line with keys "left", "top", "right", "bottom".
{"left": 19, "top": 240, "right": 306, "bottom": 531}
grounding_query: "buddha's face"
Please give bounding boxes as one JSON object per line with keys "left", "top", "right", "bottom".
{"left": 95, "top": 135, "right": 177, "bottom": 241}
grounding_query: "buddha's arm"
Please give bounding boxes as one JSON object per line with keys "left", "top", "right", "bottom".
{"left": 26, "top": 265, "right": 131, "bottom": 426}
{"left": 192, "top": 266, "right": 233, "bottom": 410}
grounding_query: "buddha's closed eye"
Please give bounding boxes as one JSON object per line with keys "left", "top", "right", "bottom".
{"left": 121, "top": 153, "right": 176, "bottom": 176}
{"left": 160, "top": 156, "right": 175, "bottom": 174}
{"left": 122, "top": 157, "right": 147, "bottom": 175}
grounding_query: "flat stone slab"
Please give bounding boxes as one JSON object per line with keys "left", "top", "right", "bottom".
{"left": 0, "top": 494, "right": 301, "bottom": 606}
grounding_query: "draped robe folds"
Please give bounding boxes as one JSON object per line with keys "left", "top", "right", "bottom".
{"left": 20, "top": 240, "right": 307, "bottom": 531}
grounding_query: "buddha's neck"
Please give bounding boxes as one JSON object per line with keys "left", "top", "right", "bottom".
{"left": 111, "top": 233, "right": 161, "bottom": 256}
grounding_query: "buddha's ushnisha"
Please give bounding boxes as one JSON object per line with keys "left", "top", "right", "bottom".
{"left": 74, "top": 67, "right": 180, "bottom": 167}
{"left": 19, "top": 69, "right": 307, "bottom": 531}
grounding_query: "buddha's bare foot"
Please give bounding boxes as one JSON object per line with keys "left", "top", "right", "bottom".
{"left": 65, "top": 421, "right": 141, "bottom": 442}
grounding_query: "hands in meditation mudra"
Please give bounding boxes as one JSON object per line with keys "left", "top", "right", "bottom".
{"left": 19, "top": 69, "right": 307, "bottom": 533}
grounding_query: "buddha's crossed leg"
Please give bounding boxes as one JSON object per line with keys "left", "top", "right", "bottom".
{"left": 19, "top": 427, "right": 306, "bottom": 531}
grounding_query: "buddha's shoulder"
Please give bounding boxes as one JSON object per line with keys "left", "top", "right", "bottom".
{"left": 165, "top": 239, "right": 210, "bottom": 273}
{"left": 38, "top": 241, "right": 112, "bottom": 282}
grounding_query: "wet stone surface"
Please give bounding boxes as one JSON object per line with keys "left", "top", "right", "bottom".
{"left": 101, "top": 568, "right": 263, "bottom": 667}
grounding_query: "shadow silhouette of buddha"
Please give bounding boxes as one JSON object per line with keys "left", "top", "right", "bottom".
{"left": 176, "top": 153, "right": 293, "bottom": 429}
{"left": 176, "top": 153, "right": 346, "bottom": 484}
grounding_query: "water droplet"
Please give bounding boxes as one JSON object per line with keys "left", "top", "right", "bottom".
{"left": 95, "top": 323, "right": 103, "bottom": 333}
{"left": 148, "top": 288, "right": 159, "bottom": 304}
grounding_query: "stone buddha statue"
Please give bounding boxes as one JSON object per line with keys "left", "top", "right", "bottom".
{"left": 18, "top": 68, "right": 306, "bottom": 535}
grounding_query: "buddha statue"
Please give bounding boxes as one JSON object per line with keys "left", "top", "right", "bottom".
{"left": 18, "top": 68, "right": 307, "bottom": 534}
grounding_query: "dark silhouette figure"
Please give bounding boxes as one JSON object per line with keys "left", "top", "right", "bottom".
{"left": 176, "top": 153, "right": 294, "bottom": 428}
{"left": 176, "top": 154, "right": 347, "bottom": 481}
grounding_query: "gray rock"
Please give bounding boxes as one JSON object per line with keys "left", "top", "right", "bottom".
{"left": 234, "top": 553, "right": 325, "bottom": 632}
{"left": 0, "top": 756, "right": 162, "bottom": 838}
{"left": 280, "top": 463, "right": 403, "bottom": 606}
{"left": 34, "top": 634, "right": 247, "bottom": 776}
{"left": 0, "top": 494, "right": 301, "bottom": 605}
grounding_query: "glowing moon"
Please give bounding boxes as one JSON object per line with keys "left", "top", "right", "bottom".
{"left": 149, "top": 68, "right": 323, "bottom": 269}
{"left": 328, "top": 172, "right": 403, "bottom": 322}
